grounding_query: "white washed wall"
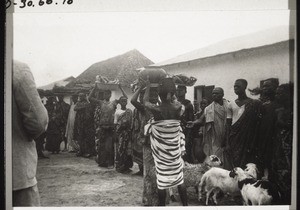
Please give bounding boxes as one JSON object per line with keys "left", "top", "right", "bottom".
{"left": 162, "top": 41, "right": 293, "bottom": 102}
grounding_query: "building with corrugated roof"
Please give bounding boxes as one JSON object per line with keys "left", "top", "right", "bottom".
{"left": 148, "top": 26, "right": 295, "bottom": 103}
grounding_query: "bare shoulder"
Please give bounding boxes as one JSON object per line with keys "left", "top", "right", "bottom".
{"left": 144, "top": 101, "right": 160, "bottom": 111}
{"left": 173, "top": 100, "right": 182, "bottom": 109}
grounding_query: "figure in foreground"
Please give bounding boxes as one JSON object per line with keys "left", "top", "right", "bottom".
{"left": 12, "top": 61, "right": 49, "bottom": 206}
{"left": 143, "top": 77, "right": 188, "bottom": 206}
{"left": 225, "top": 79, "right": 262, "bottom": 169}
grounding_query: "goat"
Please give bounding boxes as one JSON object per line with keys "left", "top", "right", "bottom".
{"left": 229, "top": 167, "right": 281, "bottom": 205}
{"left": 169, "top": 155, "right": 223, "bottom": 201}
{"left": 198, "top": 163, "right": 258, "bottom": 205}
{"left": 244, "top": 163, "right": 259, "bottom": 179}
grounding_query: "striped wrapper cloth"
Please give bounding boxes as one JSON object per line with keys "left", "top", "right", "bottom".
{"left": 144, "top": 119, "right": 186, "bottom": 190}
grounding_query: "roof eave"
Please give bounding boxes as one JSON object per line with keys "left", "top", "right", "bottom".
{"left": 149, "top": 39, "right": 294, "bottom": 68}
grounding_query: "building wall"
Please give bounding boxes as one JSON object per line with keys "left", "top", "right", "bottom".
{"left": 161, "top": 41, "right": 293, "bottom": 102}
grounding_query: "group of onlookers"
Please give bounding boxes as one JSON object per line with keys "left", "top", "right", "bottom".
{"left": 38, "top": 76, "right": 294, "bottom": 206}
{"left": 186, "top": 78, "right": 293, "bottom": 205}
{"left": 12, "top": 59, "right": 294, "bottom": 207}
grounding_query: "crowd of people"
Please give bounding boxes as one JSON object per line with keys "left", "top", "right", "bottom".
{"left": 13, "top": 60, "right": 294, "bottom": 207}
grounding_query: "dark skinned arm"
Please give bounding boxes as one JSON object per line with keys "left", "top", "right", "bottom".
{"left": 88, "top": 86, "right": 103, "bottom": 106}
{"left": 187, "top": 113, "right": 205, "bottom": 127}
{"left": 143, "top": 78, "right": 159, "bottom": 112}
{"left": 118, "top": 83, "right": 128, "bottom": 99}
{"left": 130, "top": 87, "right": 145, "bottom": 111}
{"left": 143, "top": 79, "right": 151, "bottom": 108}
{"left": 223, "top": 118, "right": 232, "bottom": 148}
{"left": 187, "top": 102, "right": 195, "bottom": 121}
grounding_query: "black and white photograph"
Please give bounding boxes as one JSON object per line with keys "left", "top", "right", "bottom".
{"left": 5, "top": 0, "right": 297, "bottom": 209}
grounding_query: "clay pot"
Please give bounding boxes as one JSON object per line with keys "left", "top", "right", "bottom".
{"left": 138, "top": 68, "right": 167, "bottom": 84}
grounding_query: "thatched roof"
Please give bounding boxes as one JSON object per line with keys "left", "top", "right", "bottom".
{"left": 67, "top": 49, "right": 154, "bottom": 88}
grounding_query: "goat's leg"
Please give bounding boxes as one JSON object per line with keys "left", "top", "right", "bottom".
{"left": 198, "top": 186, "right": 203, "bottom": 201}
{"left": 198, "top": 179, "right": 205, "bottom": 201}
{"left": 169, "top": 188, "right": 176, "bottom": 202}
{"left": 212, "top": 189, "right": 219, "bottom": 205}
{"left": 243, "top": 198, "right": 249, "bottom": 206}
{"left": 206, "top": 189, "right": 214, "bottom": 205}
{"left": 241, "top": 192, "right": 249, "bottom": 206}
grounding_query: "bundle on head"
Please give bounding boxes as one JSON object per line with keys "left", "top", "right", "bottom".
{"left": 138, "top": 68, "right": 167, "bottom": 84}
{"left": 173, "top": 74, "right": 197, "bottom": 86}
{"left": 132, "top": 68, "right": 167, "bottom": 92}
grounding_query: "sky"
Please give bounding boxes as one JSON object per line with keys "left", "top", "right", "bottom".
{"left": 13, "top": 10, "right": 291, "bottom": 87}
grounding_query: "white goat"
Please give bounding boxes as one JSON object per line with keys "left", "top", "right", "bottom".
{"left": 198, "top": 163, "right": 258, "bottom": 205}
{"left": 229, "top": 167, "right": 281, "bottom": 205}
{"left": 244, "top": 163, "right": 260, "bottom": 179}
{"left": 169, "top": 155, "right": 223, "bottom": 201}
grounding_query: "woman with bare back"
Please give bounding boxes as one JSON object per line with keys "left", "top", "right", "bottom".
{"left": 143, "top": 77, "right": 188, "bottom": 206}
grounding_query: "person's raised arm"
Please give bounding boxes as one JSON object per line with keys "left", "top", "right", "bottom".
{"left": 88, "top": 86, "right": 102, "bottom": 106}
{"left": 143, "top": 78, "right": 156, "bottom": 109}
{"left": 118, "top": 83, "right": 128, "bottom": 99}
{"left": 143, "top": 77, "right": 160, "bottom": 113}
{"left": 143, "top": 78, "right": 151, "bottom": 107}
{"left": 131, "top": 87, "right": 144, "bottom": 111}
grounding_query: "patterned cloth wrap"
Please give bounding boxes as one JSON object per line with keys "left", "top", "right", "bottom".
{"left": 144, "top": 119, "right": 185, "bottom": 190}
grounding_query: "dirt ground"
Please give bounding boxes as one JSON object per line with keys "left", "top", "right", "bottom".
{"left": 37, "top": 149, "right": 243, "bottom": 207}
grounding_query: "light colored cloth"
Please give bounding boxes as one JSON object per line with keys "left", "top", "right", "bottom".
{"left": 65, "top": 103, "right": 78, "bottom": 152}
{"left": 145, "top": 120, "right": 185, "bottom": 190}
{"left": 205, "top": 99, "right": 229, "bottom": 123}
{"left": 227, "top": 101, "right": 245, "bottom": 125}
{"left": 12, "top": 60, "right": 48, "bottom": 191}
{"left": 203, "top": 100, "right": 229, "bottom": 163}
{"left": 114, "top": 109, "right": 125, "bottom": 124}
